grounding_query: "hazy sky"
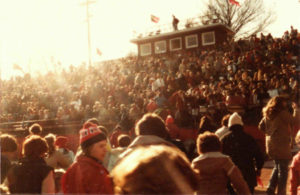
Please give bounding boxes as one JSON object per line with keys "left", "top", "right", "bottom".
{"left": 0, "top": 0, "right": 299, "bottom": 79}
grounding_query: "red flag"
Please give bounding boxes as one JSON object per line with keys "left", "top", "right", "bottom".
{"left": 13, "top": 63, "right": 23, "bottom": 71}
{"left": 151, "top": 14, "right": 160, "bottom": 23}
{"left": 96, "top": 48, "right": 102, "bottom": 56}
{"left": 229, "top": 0, "right": 240, "bottom": 6}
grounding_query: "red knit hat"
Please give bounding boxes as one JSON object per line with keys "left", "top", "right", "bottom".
{"left": 165, "top": 115, "right": 174, "bottom": 125}
{"left": 55, "top": 136, "right": 68, "bottom": 148}
{"left": 79, "top": 122, "right": 106, "bottom": 149}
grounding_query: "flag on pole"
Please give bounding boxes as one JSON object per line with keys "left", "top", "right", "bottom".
{"left": 96, "top": 48, "right": 102, "bottom": 56}
{"left": 151, "top": 14, "right": 160, "bottom": 23}
{"left": 13, "top": 63, "right": 23, "bottom": 71}
{"left": 229, "top": 0, "right": 240, "bottom": 6}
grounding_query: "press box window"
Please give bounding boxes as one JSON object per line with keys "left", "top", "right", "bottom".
{"left": 201, "top": 31, "right": 215, "bottom": 46}
{"left": 170, "top": 37, "right": 182, "bottom": 51}
{"left": 185, "top": 34, "right": 198, "bottom": 48}
{"left": 155, "top": 41, "right": 167, "bottom": 54}
{"left": 140, "top": 43, "right": 151, "bottom": 56}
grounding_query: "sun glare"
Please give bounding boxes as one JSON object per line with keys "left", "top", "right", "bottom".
{"left": 0, "top": 0, "right": 299, "bottom": 80}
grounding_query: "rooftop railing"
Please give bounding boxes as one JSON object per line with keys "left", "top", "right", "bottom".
{"left": 132, "top": 16, "right": 217, "bottom": 39}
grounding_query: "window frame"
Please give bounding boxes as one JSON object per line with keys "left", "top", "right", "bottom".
{"left": 201, "top": 31, "right": 215, "bottom": 46}
{"left": 185, "top": 34, "right": 198, "bottom": 49}
{"left": 154, "top": 40, "right": 167, "bottom": 54}
{"left": 169, "top": 37, "right": 182, "bottom": 51}
{"left": 140, "top": 43, "right": 152, "bottom": 56}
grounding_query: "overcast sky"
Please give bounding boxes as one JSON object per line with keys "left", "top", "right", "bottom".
{"left": 0, "top": 0, "right": 299, "bottom": 79}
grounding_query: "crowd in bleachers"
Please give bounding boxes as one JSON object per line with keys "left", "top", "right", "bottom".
{"left": 1, "top": 26, "right": 299, "bottom": 131}
{"left": 0, "top": 27, "right": 300, "bottom": 194}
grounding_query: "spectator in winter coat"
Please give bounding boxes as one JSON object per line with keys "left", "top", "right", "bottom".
{"left": 61, "top": 122, "right": 113, "bottom": 194}
{"left": 221, "top": 112, "right": 264, "bottom": 194}
{"left": 44, "top": 134, "right": 72, "bottom": 170}
{"left": 290, "top": 130, "right": 300, "bottom": 195}
{"left": 112, "top": 145, "right": 199, "bottom": 194}
{"left": 125, "top": 113, "right": 173, "bottom": 150}
{"left": 55, "top": 136, "right": 75, "bottom": 163}
{"left": 259, "top": 96, "right": 299, "bottom": 195}
{"left": 0, "top": 134, "right": 18, "bottom": 184}
{"left": 6, "top": 135, "right": 55, "bottom": 194}
{"left": 192, "top": 132, "right": 250, "bottom": 195}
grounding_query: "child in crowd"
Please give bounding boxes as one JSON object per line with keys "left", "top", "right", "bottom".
{"left": 192, "top": 132, "right": 250, "bottom": 195}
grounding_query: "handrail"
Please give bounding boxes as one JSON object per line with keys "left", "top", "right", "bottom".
{"left": 0, "top": 118, "right": 117, "bottom": 134}
{"left": 133, "top": 16, "right": 205, "bottom": 38}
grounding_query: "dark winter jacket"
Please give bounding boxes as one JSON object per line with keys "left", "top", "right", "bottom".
{"left": 8, "top": 158, "right": 53, "bottom": 194}
{"left": 221, "top": 125, "right": 264, "bottom": 190}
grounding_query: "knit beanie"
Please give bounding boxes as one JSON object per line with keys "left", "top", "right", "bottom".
{"left": 79, "top": 122, "right": 107, "bottom": 149}
{"left": 228, "top": 112, "right": 244, "bottom": 127}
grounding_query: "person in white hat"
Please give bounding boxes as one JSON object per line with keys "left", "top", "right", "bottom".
{"left": 221, "top": 112, "right": 264, "bottom": 194}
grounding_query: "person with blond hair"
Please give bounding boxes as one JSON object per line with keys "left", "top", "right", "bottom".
{"left": 192, "top": 132, "right": 250, "bottom": 195}
{"left": 259, "top": 96, "right": 299, "bottom": 195}
{"left": 290, "top": 130, "right": 300, "bottom": 195}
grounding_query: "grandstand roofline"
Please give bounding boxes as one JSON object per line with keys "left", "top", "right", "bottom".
{"left": 131, "top": 23, "right": 234, "bottom": 44}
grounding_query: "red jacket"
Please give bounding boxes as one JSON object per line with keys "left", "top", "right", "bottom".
{"left": 290, "top": 152, "right": 300, "bottom": 195}
{"left": 61, "top": 155, "right": 113, "bottom": 194}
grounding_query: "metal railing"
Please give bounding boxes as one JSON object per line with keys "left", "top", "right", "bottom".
{"left": 132, "top": 16, "right": 206, "bottom": 39}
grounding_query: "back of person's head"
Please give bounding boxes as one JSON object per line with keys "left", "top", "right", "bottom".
{"left": 135, "top": 113, "right": 168, "bottom": 139}
{"left": 296, "top": 130, "right": 300, "bottom": 146}
{"left": 198, "top": 116, "right": 213, "bottom": 133}
{"left": 98, "top": 125, "right": 108, "bottom": 137}
{"left": 199, "top": 116, "right": 210, "bottom": 130}
{"left": 118, "top": 135, "right": 131, "bottom": 148}
{"left": 197, "top": 132, "right": 221, "bottom": 154}
{"left": 112, "top": 145, "right": 199, "bottom": 194}
{"left": 23, "top": 135, "right": 48, "bottom": 159}
{"left": 86, "top": 118, "right": 100, "bottom": 126}
{"left": 44, "top": 133, "right": 56, "bottom": 155}
{"left": 29, "top": 123, "right": 43, "bottom": 135}
{"left": 221, "top": 114, "right": 231, "bottom": 127}
{"left": 263, "top": 96, "right": 287, "bottom": 119}
{"left": 55, "top": 136, "right": 68, "bottom": 149}
{"left": 0, "top": 134, "right": 18, "bottom": 153}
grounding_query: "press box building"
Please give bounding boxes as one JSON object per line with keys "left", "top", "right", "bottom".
{"left": 131, "top": 23, "right": 234, "bottom": 57}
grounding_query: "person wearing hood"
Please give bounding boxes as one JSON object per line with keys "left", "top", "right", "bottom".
{"left": 221, "top": 112, "right": 264, "bottom": 194}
